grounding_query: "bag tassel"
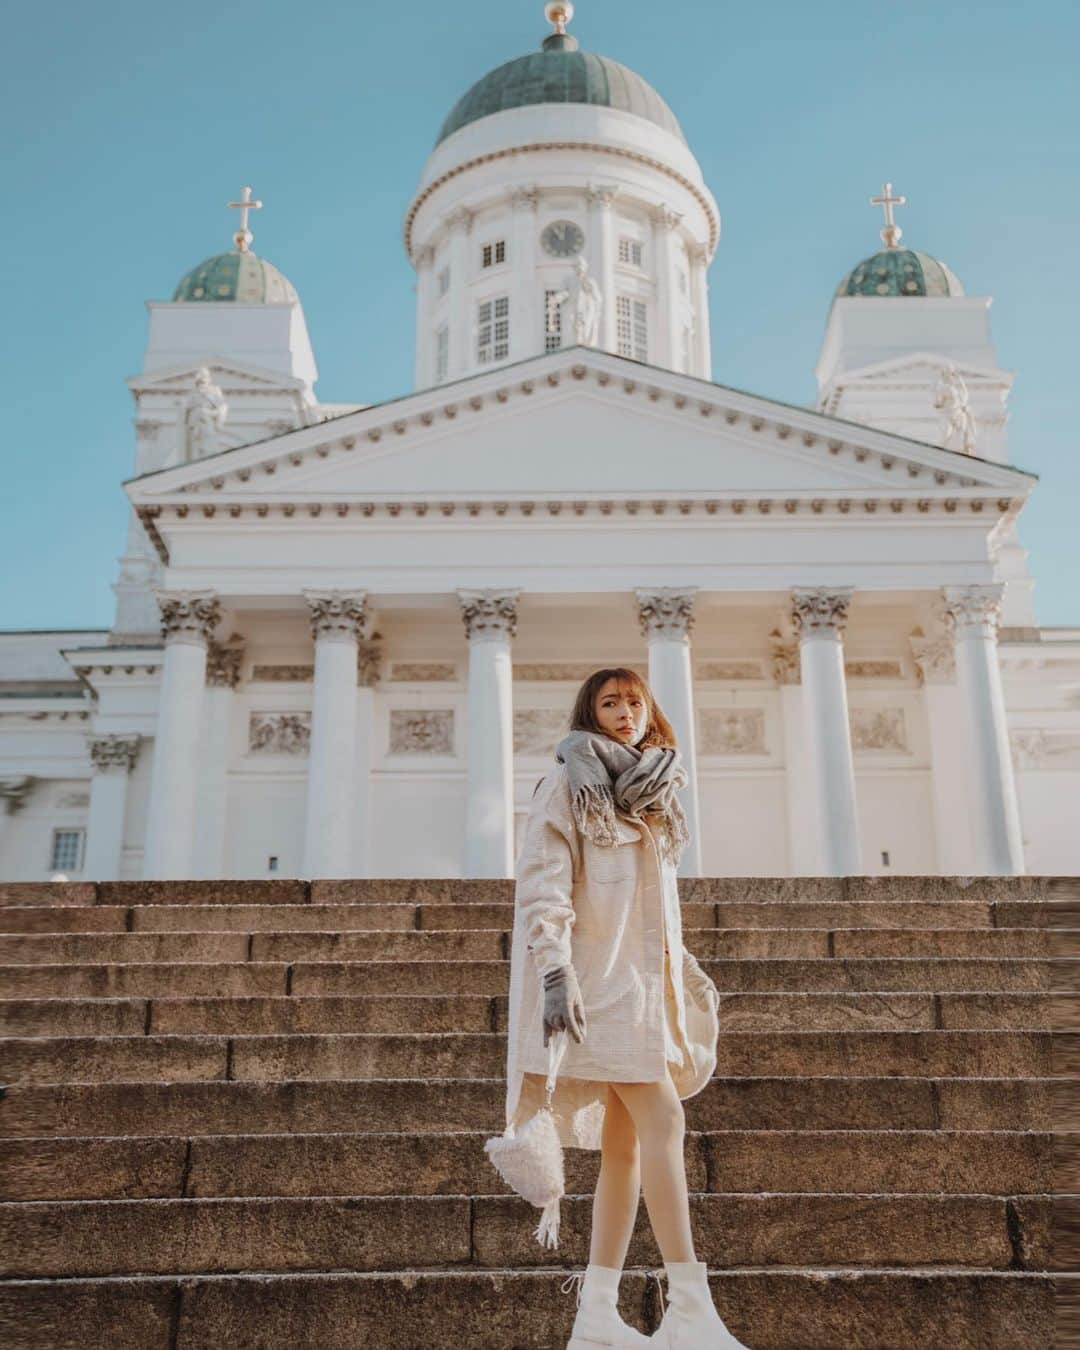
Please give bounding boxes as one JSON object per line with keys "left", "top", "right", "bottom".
{"left": 534, "top": 1193, "right": 561, "bottom": 1249}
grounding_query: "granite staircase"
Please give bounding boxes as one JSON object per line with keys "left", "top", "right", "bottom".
{"left": 0, "top": 876, "right": 1073, "bottom": 1348}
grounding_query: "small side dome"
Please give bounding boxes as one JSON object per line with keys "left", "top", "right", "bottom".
{"left": 836, "top": 248, "right": 964, "bottom": 298}
{"left": 172, "top": 250, "right": 299, "bottom": 304}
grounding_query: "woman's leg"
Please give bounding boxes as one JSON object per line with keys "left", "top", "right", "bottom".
{"left": 589, "top": 1084, "right": 642, "bottom": 1268}
{"left": 608, "top": 1072, "right": 695, "bottom": 1263}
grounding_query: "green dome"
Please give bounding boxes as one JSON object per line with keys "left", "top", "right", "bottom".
{"left": 172, "top": 249, "right": 299, "bottom": 303}
{"left": 837, "top": 248, "right": 964, "bottom": 298}
{"left": 436, "top": 44, "right": 686, "bottom": 147}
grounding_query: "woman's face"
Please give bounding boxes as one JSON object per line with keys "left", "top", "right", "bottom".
{"left": 594, "top": 678, "right": 648, "bottom": 746}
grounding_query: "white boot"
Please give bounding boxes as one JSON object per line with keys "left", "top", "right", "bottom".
{"left": 565, "top": 1263, "right": 652, "bottom": 1348}
{"left": 648, "top": 1260, "right": 748, "bottom": 1349}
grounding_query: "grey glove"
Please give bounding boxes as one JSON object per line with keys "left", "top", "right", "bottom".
{"left": 542, "top": 963, "right": 588, "bottom": 1046}
{"left": 682, "top": 946, "right": 719, "bottom": 1012}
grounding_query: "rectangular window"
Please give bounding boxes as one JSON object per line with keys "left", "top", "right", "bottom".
{"left": 616, "top": 295, "right": 648, "bottom": 361}
{"left": 543, "top": 288, "right": 563, "bottom": 352}
{"left": 618, "top": 237, "right": 644, "bottom": 267}
{"left": 477, "top": 295, "right": 510, "bottom": 363}
{"left": 50, "top": 829, "right": 84, "bottom": 873}
{"left": 481, "top": 239, "right": 507, "bottom": 268}
{"left": 435, "top": 325, "right": 449, "bottom": 382}
{"left": 437, "top": 266, "right": 450, "bottom": 297}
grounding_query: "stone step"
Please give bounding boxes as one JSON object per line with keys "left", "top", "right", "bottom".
{"left": 0, "top": 1191, "right": 1056, "bottom": 1279}
{"left": 3, "top": 876, "right": 1076, "bottom": 911}
{"left": 0, "top": 1075, "right": 1055, "bottom": 1140}
{"left": 0, "top": 926, "right": 1063, "bottom": 966}
{"left": 0, "top": 990, "right": 1062, "bottom": 1039}
{"left": 4, "top": 898, "right": 1072, "bottom": 934}
{"left": 0, "top": 1267, "right": 1059, "bottom": 1350}
{"left": 3, "top": 955, "right": 1061, "bottom": 1000}
{"left": 2, "top": 1029, "right": 1060, "bottom": 1087}
{"left": 1, "top": 1129, "right": 1055, "bottom": 1203}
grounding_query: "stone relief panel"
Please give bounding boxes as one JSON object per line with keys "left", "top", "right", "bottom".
{"left": 697, "top": 661, "right": 765, "bottom": 682}
{"left": 1010, "top": 729, "right": 1080, "bottom": 770}
{"left": 55, "top": 791, "right": 91, "bottom": 809}
{"left": 249, "top": 712, "right": 312, "bottom": 755}
{"left": 849, "top": 707, "right": 908, "bottom": 753}
{"left": 390, "top": 663, "right": 458, "bottom": 682}
{"left": 514, "top": 709, "right": 570, "bottom": 756}
{"left": 513, "top": 663, "right": 647, "bottom": 681}
{"left": 845, "top": 660, "right": 904, "bottom": 680}
{"left": 698, "top": 708, "right": 767, "bottom": 755}
{"left": 389, "top": 709, "right": 454, "bottom": 754}
{"left": 251, "top": 665, "right": 315, "bottom": 683}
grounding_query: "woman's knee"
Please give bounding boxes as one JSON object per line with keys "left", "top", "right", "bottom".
{"left": 611, "top": 1079, "right": 685, "bottom": 1143}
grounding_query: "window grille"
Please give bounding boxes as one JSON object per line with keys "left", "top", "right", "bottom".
{"left": 481, "top": 239, "right": 506, "bottom": 268}
{"left": 618, "top": 237, "right": 644, "bottom": 267}
{"left": 477, "top": 295, "right": 510, "bottom": 363}
{"left": 544, "top": 289, "right": 563, "bottom": 351}
{"left": 437, "top": 266, "right": 450, "bottom": 297}
{"left": 50, "top": 829, "right": 84, "bottom": 873}
{"left": 435, "top": 325, "right": 449, "bottom": 382}
{"left": 616, "top": 295, "right": 648, "bottom": 361}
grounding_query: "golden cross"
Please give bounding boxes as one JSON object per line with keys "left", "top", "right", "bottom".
{"left": 228, "top": 186, "right": 263, "bottom": 253}
{"left": 870, "top": 182, "right": 906, "bottom": 249}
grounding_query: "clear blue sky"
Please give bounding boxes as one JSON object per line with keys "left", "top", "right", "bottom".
{"left": 2, "top": 0, "right": 1076, "bottom": 630}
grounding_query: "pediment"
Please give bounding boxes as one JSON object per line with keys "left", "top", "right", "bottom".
{"left": 128, "top": 356, "right": 306, "bottom": 396}
{"left": 127, "top": 349, "right": 1035, "bottom": 506}
{"left": 832, "top": 352, "right": 1012, "bottom": 387}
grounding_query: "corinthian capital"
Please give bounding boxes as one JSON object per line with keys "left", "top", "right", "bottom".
{"left": 769, "top": 631, "right": 801, "bottom": 685}
{"left": 303, "top": 589, "right": 370, "bottom": 643}
{"left": 941, "top": 584, "right": 1005, "bottom": 641}
{"left": 155, "top": 590, "right": 221, "bottom": 647}
{"left": 511, "top": 185, "right": 540, "bottom": 212}
{"left": 650, "top": 203, "right": 683, "bottom": 232}
{"left": 88, "top": 733, "right": 142, "bottom": 774}
{"left": 357, "top": 639, "right": 383, "bottom": 688}
{"left": 790, "top": 586, "right": 854, "bottom": 642}
{"left": 446, "top": 206, "right": 474, "bottom": 235}
{"left": 458, "top": 588, "right": 520, "bottom": 641}
{"left": 0, "top": 775, "right": 36, "bottom": 816}
{"left": 636, "top": 588, "right": 697, "bottom": 642}
{"left": 586, "top": 184, "right": 619, "bottom": 211}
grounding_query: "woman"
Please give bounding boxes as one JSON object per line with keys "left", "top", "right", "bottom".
{"left": 503, "top": 668, "right": 748, "bottom": 1349}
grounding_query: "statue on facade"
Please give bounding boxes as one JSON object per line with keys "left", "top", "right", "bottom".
{"left": 552, "top": 256, "right": 603, "bottom": 347}
{"left": 181, "top": 367, "right": 229, "bottom": 460}
{"left": 933, "top": 364, "right": 977, "bottom": 455}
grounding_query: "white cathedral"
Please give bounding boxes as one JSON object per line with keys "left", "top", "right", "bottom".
{"left": 2, "top": 3, "right": 1078, "bottom": 884}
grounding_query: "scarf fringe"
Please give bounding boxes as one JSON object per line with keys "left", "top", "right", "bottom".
{"left": 570, "top": 779, "right": 691, "bottom": 864}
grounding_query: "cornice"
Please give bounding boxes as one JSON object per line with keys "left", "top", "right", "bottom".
{"left": 403, "top": 141, "right": 720, "bottom": 258}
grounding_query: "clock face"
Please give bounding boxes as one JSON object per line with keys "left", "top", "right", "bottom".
{"left": 541, "top": 220, "right": 586, "bottom": 258}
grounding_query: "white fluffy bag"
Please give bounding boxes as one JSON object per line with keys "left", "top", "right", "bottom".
{"left": 484, "top": 1029, "right": 569, "bottom": 1249}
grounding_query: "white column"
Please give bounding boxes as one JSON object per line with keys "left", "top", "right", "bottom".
{"left": 351, "top": 638, "right": 382, "bottom": 877}
{"left": 635, "top": 587, "right": 703, "bottom": 877}
{"left": 459, "top": 589, "right": 519, "bottom": 878}
{"left": 143, "top": 590, "right": 220, "bottom": 879}
{"left": 193, "top": 639, "right": 244, "bottom": 878}
{"left": 650, "top": 204, "right": 684, "bottom": 372}
{"left": 413, "top": 245, "right": 435, "bottom": 389}
{"left": 510, "top": 186, "right": 539, "bottom": 360}
{"left": 909, "top": 632, "right": 977, "bottom": 874}
{"left": 0, "top": 778, "right": 35, "bottom": 874}
{"left": 84, "top": 735, "right": 141, "bottom": 881}
{"left": 446, "top": 207, "right": 474, "bottom": 379}
{"left": 942, "top": 584, "right": 1025, "bottom": 874}
{"left": 791, "top": 587, "right": 862, "bottom": 875}
{"left": 301, "top": 590, "right": 367, "bottom": 879}
{"left": 688, "top": 243, "right": 712, "bottom": 379}
{"left": 771, "top": 637, "right": 817, "bottom": 875}
{"left": 587, "top": 184, "right": 619, "bottom": 354}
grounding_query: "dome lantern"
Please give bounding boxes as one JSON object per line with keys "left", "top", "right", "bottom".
{"left": 835, "top": 181, "right": 964, "bottom": 299}
{"left": 172, "top": 186, "right": 300, "bottom": 304}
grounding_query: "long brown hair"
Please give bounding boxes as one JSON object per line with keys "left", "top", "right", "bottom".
{"left": 568, "top": 667, "right": 677, "bottom": 750}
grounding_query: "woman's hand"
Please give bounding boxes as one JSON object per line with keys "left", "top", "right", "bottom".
{"left": 542, "top": 963, "right": 588, "bottom": 1046}
{"left": 682, "top": 946, "right": 720, "bottom": 1013}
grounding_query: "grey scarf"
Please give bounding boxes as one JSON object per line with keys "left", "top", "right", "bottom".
{"left": 554, "top": 728, "right": 690, "bottom": 864}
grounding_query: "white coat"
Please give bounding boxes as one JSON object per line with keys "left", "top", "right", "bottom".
{"left": 504, "top": 760, "right": 719, "bottom": 1150}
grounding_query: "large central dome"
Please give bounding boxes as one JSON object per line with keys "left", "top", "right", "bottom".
{"left": 435, "top": 43, "right": 686, "bottom": 148}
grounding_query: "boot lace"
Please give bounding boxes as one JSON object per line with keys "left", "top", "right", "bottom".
{"left": 560, "top": 1269, "right": 585, "bottom": 1309}
{"left": 649, "top": 1268, "right": 667, "bottom": 1320}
